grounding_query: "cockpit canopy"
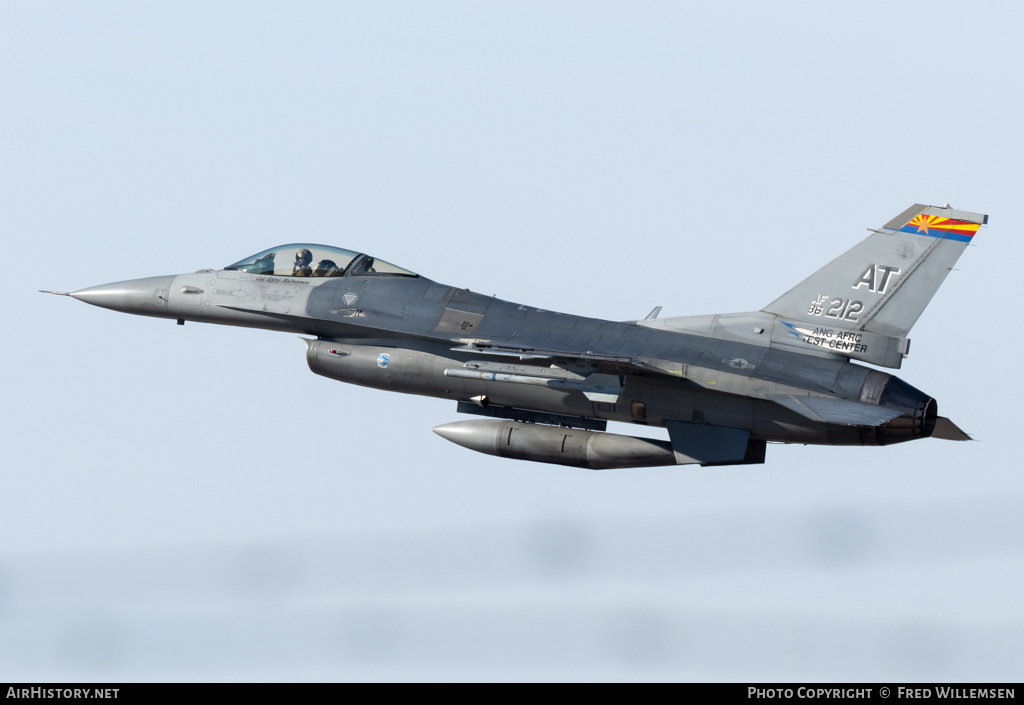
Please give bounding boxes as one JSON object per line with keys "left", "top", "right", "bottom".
{"left": 224, "top": 244, "right": 417, "bottom": 279}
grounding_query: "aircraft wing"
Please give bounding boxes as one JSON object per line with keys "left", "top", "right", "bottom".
{"left": 457, "top": 343, "right": 922, "bottom": 429}
{"left": 217, "top": 307, "right": 687, "bottom": 382}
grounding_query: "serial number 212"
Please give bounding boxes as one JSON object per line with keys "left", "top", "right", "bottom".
{"left": 808, "top": 295, "right": 863, "bottom": 321}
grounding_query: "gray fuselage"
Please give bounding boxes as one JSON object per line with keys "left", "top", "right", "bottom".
{"left": 127, "top": 267, "right": 934, "bottom": 448}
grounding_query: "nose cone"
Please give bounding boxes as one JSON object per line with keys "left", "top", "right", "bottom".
{"left": 71, "top": 275, "right": 178, "bottom": 317}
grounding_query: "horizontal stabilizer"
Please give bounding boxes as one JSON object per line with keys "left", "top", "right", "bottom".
{"left": 931, "top": 416, "right": 972, "bottom": 441}
{"left": 769, "top": 394, "right": 904, "bottom": 427}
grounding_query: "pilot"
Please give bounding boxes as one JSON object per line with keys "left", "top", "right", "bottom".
{"left": 292, "top": 249, "right": 313, "bottom": 277}
{"left": 312, "top": 259, "right": 342, "bottom": 277}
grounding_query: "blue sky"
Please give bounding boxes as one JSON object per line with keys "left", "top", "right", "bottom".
{"left": 2, "top": 1, "right": 1022, "bottom": 680}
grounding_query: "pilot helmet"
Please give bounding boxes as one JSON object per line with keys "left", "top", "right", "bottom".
{"left": 313, "top": 259, "right": 338, "bottom": 276}
{"left": 295, "top": 249, "right": 312, "bottom": 265}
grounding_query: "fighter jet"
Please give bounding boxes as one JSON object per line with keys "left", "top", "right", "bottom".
{"left": 45, "top": 203, "right": 983, "bottom": 469}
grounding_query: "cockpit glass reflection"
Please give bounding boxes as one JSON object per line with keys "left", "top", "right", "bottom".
{"left": 225, "top": 244, "right": 362, "bottom": 278}
{"left": 223, "top": 244, "right": 417, "bottom": 279}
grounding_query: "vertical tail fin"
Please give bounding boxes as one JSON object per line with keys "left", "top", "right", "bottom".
{"left": 762, "top": 204, "right": 987, "bottom": 338}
